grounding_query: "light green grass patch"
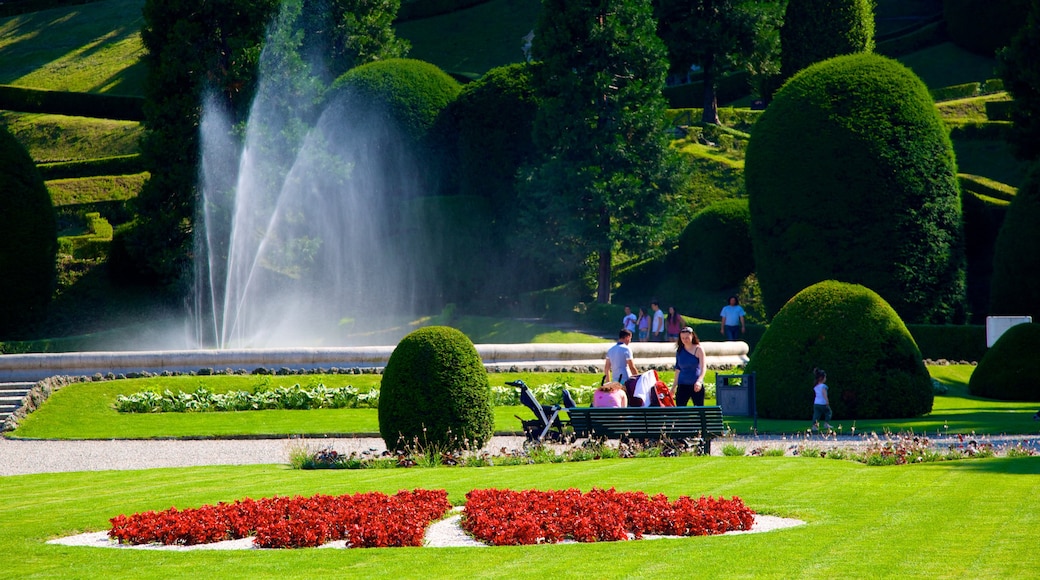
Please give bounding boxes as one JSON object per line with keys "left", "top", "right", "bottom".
{"left": 48, "top": 173, "right": 147, "bottom": 206}
{"left": 0, "top": 0, "right": 146, "bottom": 94}
{"left": 2, "top": 457, "right": 1039, "bottom": 578}
{"left": 0, "top": 112, "right": 142, "bottom": 163}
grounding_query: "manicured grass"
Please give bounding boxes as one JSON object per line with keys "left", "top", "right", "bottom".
{"left": 11, "top": 366, "right": 1040, "bottom": 440}
{"left": 0, "top": 112, "right": 142, "bottom": 163}
{"left": 48, "top": 173, "right": 147, "bottom": 207}
{"left": 0, "top": 0, "right": 146, "bottom": 94}
{"left": 451, "top": 316, "right": 608, "bottom": 343}
{"left": 1, "top": 456, "right": 1038, "bottom": 578}
{"left": 950, "top": 135, "right": 1031, "bottom": 188}
{"left": 395, "top": 0, "right": 540, "bottom": 77}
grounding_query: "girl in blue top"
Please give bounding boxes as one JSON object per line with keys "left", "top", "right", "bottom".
{"left": 673, "top": 327, "right": 705, "bottom": 406}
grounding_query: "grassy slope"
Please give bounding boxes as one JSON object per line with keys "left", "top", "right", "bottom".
{"left": 1, "top": 457, "right": 1038, "bottom": 578}
{"left": 0, "top": 0, "right": 146, "bottom": 94}
{"left": 0, "top": 111, "right": 142, "bottom": 163}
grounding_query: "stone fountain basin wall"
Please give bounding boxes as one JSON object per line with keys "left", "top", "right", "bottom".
{"left": 0, "top": 342, "right": 749, "bottom": 383}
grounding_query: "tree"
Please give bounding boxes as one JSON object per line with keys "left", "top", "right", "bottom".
{"left": 745, "top": 54, "right": 966, "bottom": 323}
{"left": 655, "top": 0, "right": 783, "bottom": 124}
{"left": 779, "top": 0, "right": 874, "bottom": 80}
{"left": 325, "top": 0, "right": 410, "bottom": 73}
{"left": 989, "top": 162, "right": 1040, "bottom": 317}
{"left": 998, "top": 0, "right": 1040, "bottom": 161}
{"left": 520, "top": 0, "right": 685, "bottom": 304}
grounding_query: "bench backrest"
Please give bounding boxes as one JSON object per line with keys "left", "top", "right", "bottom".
{"left": 566, "top": 406, "right": 725, "bottom": 439}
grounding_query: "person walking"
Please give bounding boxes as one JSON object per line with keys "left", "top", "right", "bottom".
{"left": 604, "top": 329, "right": 639, "bottom": 385}
{"left": 665, "top": 306, "right": 684, "bottom": 341}
{"left": 673, "top": 327, "right": 705, "bottom": 406}
{"left": 720, "top": 296, "right": 746, "bottom": 341}
{"left": 651, "top": 301, "right": 666, "bottom": 342}
{"left": 622, "top": 305, "right": 637, "bottom": 334}
{"left": 811, "top": 367, "right": 833, "bottom": 432}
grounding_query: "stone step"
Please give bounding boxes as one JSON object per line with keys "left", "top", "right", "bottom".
{"left": 0, "top": 382, "right": 34, "bottom": 424}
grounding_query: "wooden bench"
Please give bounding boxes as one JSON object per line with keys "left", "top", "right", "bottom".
{"left": 565, "top": 406, "right": 726, "bottom": 455}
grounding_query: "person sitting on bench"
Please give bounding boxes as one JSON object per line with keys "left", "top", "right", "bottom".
{"left": 593, "top": 381, "right": 628, "bottom": 408}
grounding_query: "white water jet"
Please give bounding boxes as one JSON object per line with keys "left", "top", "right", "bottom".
{"left": 192, "top": 6, "right": 426, "bottom": 348}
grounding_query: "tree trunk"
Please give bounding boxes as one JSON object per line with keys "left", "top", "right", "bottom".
{"left": 597, "top": 248, "right": 612, "bottom": 304}
{"left": 701, "top": 52, "right": 720, "bottom": 125}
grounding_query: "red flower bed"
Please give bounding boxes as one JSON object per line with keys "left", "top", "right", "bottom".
{"left": 108, "top": 489, "right": 451, "bottom": 549}
{"left": 462, "top": 488, "right": 755, "bottom": 545}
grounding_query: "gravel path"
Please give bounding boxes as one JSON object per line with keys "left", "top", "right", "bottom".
{"left": 4, "top": 433, "right": 1038, "bottom": 477}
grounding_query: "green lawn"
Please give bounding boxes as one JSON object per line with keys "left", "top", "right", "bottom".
{"left": 2, "top": 456, "right": 1038, "bottom": 578}
{"left": 10, "top": 366, "right": 1040, "bottom": 439}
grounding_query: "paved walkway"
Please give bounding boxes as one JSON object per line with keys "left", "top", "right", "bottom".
{"left": 4, "top": 433, "right": 1038, "bottom": 477}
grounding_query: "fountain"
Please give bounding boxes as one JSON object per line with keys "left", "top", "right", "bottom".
{"left": 192, "top": 5, "right": 425, "bottom": 349}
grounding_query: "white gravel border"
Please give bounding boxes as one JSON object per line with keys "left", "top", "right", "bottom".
{"left": 48, "top": 512, "right": 804, "bottom": 550}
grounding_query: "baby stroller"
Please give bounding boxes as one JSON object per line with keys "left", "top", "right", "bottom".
{"left": 508, "top": 379, "right": 570, "bottom": 442}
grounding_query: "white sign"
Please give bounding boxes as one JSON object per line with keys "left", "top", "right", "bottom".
{"left": 986, "top": 316, "right": 1032, "bottom": 347}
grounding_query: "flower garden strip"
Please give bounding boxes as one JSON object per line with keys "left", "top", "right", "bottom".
{"left": 107, "top": 488, "right": 755, "bottom": 549}
{"left": 463, "top": 488, "right": 756, "bottom": 545}
{"left": 108, "top": 490, "right": 451, "bottom": 548}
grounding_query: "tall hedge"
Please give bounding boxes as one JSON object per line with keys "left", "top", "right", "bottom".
{"left": 968, "top": 322, "right": 1040, "bottom": 400}
{"left": 989, "top": 162, "right": 1040, "bottom": 317}
{"left": 745, "top": 53, "right": 966, "bottom": 323}
{"left": 675, "top": 198, "right": 753, "bottom": 291}
{"left": 0, "top": 126, "right": 57, "bottom": 334}
{"left": 997, "top": 0, "right": 1040, "bottom": 161}
{"left": 944, "top": 0, "right": 1031, "bottom": 57}
{"left": 780, "top": 0, "right": 874, "bottom": 80}
{"left": 378, "top": 326, "right": 494, "bottom": 451}
{"left": 746, "top": 281, "right": 933, "bottom": 420}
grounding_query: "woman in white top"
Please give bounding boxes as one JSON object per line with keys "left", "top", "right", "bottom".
{"left": 811, "top": 367, "right": 833, "bottom": 432}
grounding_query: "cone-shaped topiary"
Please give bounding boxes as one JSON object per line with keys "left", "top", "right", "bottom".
{"left": 0, "top": 125, "right": 57, "bottom": 334}
{"left": 969, "top": 322, "right": 1040, "bottom": 400}
{"left": 745, "top": 280, "right": 933, "bottom": 420}
{"left": 379, "top": 326, "right": 494, "bottom": 451}
{"left": 746, "top": 53, "right": 966, "bottom": 324}
{"left": 989, "top": 162, "right": 1040, "bottom": 317}
{"left": 676, "top": 198, "right": 754, "bottom": 291}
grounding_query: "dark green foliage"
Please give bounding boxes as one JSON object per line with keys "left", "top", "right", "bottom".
{"left": 324, "top": 0, "right": 409, "bottom": 73}
{"left": 989, "top": 162, "right": 1040, "bottom": 317}
{"left": 961, "top": 183, "right": 1011, "bottom": 322}
{"left": 676, "top": 199, "right": 753, "bottom": 291}
{"left": 0, "top": 86, "right": 143, "bottom": 120}
{"left": 780, "top": 0, "right": 875, "bottom": 80}
{"left": 408, "top": 195, "right": 496, "bottom": 306}
{"left": 37, "top": 155, "right": 145, "bottom": 181}
{"left": 746, "top": 53, "right": 966, "bottom": 323}
{"left": 906, "top": 324, "right": 986, "bottom": 362}
{"left": 0, "top": 126, "right": 57, "bottom": 334}
{"left": 997, "top": 0, "right": 1040, "bottom": 161}
{"left": 745, "top": 281, "right": 933, "bottom": 420}
{"left": 447, "top": 63, "right": 538, "bottom": 217}
{"left": 520, "top": 0, "right": 685, "bottom": 303}
{"left": 969, "top": 322, "right": 1040, "bottom": 400}
{"left": 378, "top": 326, "right": 494, "bottom": 450}
{"left": 944, "top": 0, "right": 1030, "bottom": 57}
{"left": 333, "top": 58, "right": 461, "bottom": 145}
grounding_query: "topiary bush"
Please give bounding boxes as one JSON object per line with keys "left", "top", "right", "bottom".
{"left": 745, "top": 53, "right": 966, "bottom": 324}
{"left": 0, "top": 125, "right": 57, "bottom": 334}
{"left": 989, "top": 162, "right": 1040, "bottom": 317}
{"left": 746, "top": 280, "right": 933, "bottom": 420}
{"left": 675, "top": 198, "right": 754, "bottom": 291}
{"left": 378, "top": 326, "right": 494, "bottom": 451}
{"left": 968, "top": 322, "right": 1040, "bottom": 400}
{"left": 332, "top": 58, "right": 461, "bottom": 146}
{"left": 944, "top": 0, "right": 1030, "bottom": 57}
{"left": 780, "top": 0, "right": 874, "bottom": 80}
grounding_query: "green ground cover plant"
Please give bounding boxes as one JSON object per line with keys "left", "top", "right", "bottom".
{"left": 0, "top": 112, "right": 142, "bottom": 163}
{"left": 2, "top": 456, "right": 1038, "bottom": 578}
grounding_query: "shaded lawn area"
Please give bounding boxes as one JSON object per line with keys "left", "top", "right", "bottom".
{"left": 2, "top": 456, "right": 1038, "bottom": 578}
{"left": 9, "top": 366, "right": 1040, "bottom": 439}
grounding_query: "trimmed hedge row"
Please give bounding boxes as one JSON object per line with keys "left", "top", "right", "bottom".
{"left": 58, "top": 212, "right": 113, "bottom": 260}
{"left": 906, "top": 324, "right": 986, "bottom": 362}
{"left": 876, "top": 19, "right": 946, "bottom": 58}
{"left": 959, "top": 173, "right": 1017, "bottom": 202}
{"left": 37, "top": 154, "right": 145, "bottom": 181}
{"left": 0, "top": 86, "right": 143, "bottom": 121}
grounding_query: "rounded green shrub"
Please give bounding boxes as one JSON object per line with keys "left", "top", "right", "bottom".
{"left": 378, "top": 326, "right": 494, "bottom": 451}
{"left": 745, "top": 280, "right": 933, "bottom": 420}
{"left": 0, "top": 125, "right": 57, "bottom": 334}
{"left": 332, "top": 58, "right": 461, "bottom": 145}
{"left": 746, "top": 53, "right": 966, "bottom": 324}
{"left": 968, "top": 322, "right": 1040, "bottom": 400}
{"left": 675, "top": 198, "right": 753, "bottom": 291}
{"left": 780, "top": 0, "right": 874, "bottom": 80}
{"left": 944, "top": 0, "right": 1030, "bottom": 57}
{"left": 989, "top": 162, "right": 1040, "bottom": 317}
